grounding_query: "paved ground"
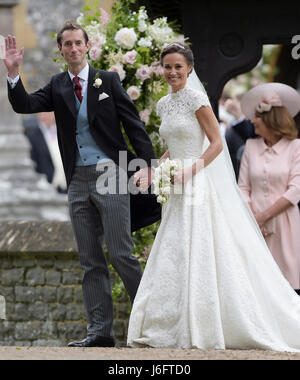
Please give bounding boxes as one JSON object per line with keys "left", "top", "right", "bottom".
{"left": 0, "top": 347, "right": 300, "bottom": 360}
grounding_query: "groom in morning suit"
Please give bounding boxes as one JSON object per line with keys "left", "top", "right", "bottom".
{"left": 5, "top": 21, "right": 160, "bottom": 347}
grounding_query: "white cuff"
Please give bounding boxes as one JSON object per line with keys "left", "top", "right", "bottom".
{"left": 7, "top": 74, "right": 20, "bottom": 89}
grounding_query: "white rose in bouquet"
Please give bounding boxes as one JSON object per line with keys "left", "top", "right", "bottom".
{"left": 153, "top": 158, "right": 182, "bottom": 204}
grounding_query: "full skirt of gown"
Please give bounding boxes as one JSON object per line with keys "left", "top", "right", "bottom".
{"left": 127, "top": 86, "right": 300, "bottom": 352}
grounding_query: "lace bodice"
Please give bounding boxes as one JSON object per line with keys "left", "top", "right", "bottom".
{"left": 156, "top": 86, "right": 210, "bottom": 163}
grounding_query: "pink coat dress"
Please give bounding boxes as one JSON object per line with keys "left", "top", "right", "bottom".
{"left": 238, "top": 137, "right": 300, "bottom": 289}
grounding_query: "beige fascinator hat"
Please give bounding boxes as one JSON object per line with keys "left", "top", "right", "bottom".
{"left": 241, "top": 82, "right": 300, "bottom": 120}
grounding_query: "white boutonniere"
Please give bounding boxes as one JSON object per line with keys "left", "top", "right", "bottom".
{"left": 93, "top": 73, "right": 102, "bottom": 88}
{"left": 93, "top": 78, "right": 103, "bottom": 88}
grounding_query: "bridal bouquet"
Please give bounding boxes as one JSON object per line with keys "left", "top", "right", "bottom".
{"left": 153, "top": 158, "right": 182, "bottom": 204}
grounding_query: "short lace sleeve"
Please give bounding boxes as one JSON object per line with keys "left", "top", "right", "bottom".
{"left": 188, "top": 88, "right": 211, "bottom": 113}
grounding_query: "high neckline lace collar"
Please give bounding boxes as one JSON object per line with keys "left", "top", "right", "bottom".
{"left": 170, "top": 85, "right": 189, "bottom": 98}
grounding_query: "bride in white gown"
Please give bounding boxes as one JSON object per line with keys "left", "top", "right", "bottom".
{"left": 127, "top": 42, "right": 300, "bottom": 351}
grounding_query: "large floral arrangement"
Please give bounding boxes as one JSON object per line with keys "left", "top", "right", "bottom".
{"left": 73, "top": 0, "right": 185, "bottom": 158}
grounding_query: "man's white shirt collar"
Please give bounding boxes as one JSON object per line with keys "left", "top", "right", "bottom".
{"left": 68, "top": 64, "right": 89, "bottom": 82}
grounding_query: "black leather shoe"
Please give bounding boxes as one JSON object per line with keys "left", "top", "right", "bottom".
{"left": 68, "top": 335, "right": 115, "bottom": 347}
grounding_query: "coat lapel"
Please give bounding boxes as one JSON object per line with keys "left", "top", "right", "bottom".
{"left": 61, "top": 72, "right": 77, "bottom": 120}
{"left": 87, "top": 66, "right": 101, "bottom": 125}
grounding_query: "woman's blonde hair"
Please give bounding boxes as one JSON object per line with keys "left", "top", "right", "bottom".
{"left": 255, "top": 106, "right": 298, "bottom": 140}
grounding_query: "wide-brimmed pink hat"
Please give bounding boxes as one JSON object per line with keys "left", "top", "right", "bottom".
{"left": 241, "top": 82, "right": 300, "bottom": 120}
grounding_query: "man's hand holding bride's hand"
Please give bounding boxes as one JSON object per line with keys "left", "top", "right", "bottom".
{"left": 134, "top": 167, "right": 154, "bottom": 192}
{"left": 4, "top": 35, "right": 24, "bottom": 78}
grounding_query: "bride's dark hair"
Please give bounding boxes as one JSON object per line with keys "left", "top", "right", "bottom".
{"left": 160, "top": 43, "right": 194, "bottom": 67}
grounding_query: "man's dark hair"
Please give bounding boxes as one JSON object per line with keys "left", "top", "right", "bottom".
{"left": 57, "top": 20, "right": 89, "bottom": 46}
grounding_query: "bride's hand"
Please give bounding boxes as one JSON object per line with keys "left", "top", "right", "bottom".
{"left": 171, "top": 167, "right": 193, "bottom": 185}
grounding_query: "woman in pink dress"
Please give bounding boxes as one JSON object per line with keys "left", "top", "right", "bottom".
{"left": 238, "top": 83, "right": 300, "bottom": 294}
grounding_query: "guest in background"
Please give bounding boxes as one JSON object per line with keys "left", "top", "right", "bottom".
{"left": 218, "top": 90, "right": 235, "bottom": 137}
{"left": 23, "top": 112, "right": 67, "bottom": 193}
{"left": 224, "top": 94, "right": 254, "bottom": 179}
{"left": 238, "top": 83, "right": 300, "bottom": 294}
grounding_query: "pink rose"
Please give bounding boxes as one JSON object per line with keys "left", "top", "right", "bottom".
{"left": 150, "top": 61, "right": 164, "bottom": 76}
{"left": 123, "top": 50, "right": 137, "bottom": 65}
{"left": 90, "top": 34, "right": 106, "bottom": 48}
{"left": 89, "top": 46, "right": 102, "bottom": 61}
{"left": 139, "top": 109, "right": 151, "bottom": 125}
{"left": 127, "top": 86, "right": 141, "bottom": 100}
{"left": 135, "top": 65, "right": 152, "bottom": 81}
{"left": 108, "top": 64, "right": 126, "bottom": 81}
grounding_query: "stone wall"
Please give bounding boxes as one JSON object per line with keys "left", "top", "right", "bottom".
{"left": 0, "top": 221, "right": 130, "bottom": 346}
{"left": 13, "top": 0, "right": 114, "bottom": 90}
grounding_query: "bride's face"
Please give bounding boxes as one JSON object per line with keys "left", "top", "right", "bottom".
{"left": 162, "top": 53, "right": 192, "bottom": 92}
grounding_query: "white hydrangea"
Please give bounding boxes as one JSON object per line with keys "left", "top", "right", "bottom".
{"left": 138, "top": 7, "right": 148, "bottom": 21}
{"left": 153, "top": 158, "right": 182, "bottom": 204}
{"left": 138, "top": 7, "right": 148, "bottom": 32}
{"left": 115, "top": 27, "right": 137, "bottom": 50}
{"left": 138, "top": 20, "right": 148, "bottom": 33}
{"left": 138, "top": 36, "right": 152, "bottom": 48}
{"left": 148, "top": 18, "right": 174, "bottom": 46}
{"left": 76, "top": 13, "right": 84, "bottom": 25}
{"left": 85, "top": 23, "right": 102, "bottom": 39}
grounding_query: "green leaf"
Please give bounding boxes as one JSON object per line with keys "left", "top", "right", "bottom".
{"left": 82, "top": 5, "right": 91, "bottom": 12}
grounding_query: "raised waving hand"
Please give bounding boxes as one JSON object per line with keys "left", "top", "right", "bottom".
{"left": 4, "top": 35, "right": 24, "bottom": 78}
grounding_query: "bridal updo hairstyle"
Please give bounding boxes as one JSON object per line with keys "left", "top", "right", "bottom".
{"left": 160, "top": 42, "right": 194, "bottom": 71}
{"left": 255, "top": 107, "right": 298, "bottom": 140}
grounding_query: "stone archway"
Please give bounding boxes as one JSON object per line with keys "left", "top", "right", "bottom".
{"left": 141, "top": 0, "right": 300, "bottom": 117}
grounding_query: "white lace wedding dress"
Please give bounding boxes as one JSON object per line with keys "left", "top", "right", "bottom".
{"left": 127, "top": 85, "right": 300, "bottom": 352}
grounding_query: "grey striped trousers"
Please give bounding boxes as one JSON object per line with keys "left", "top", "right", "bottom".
{"left": 68, "top": 164, "right": 143, "bottom": 338}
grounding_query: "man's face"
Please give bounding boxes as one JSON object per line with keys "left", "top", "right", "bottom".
{"left": 58, "top": 29, "right": 90, "bottom": 68}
